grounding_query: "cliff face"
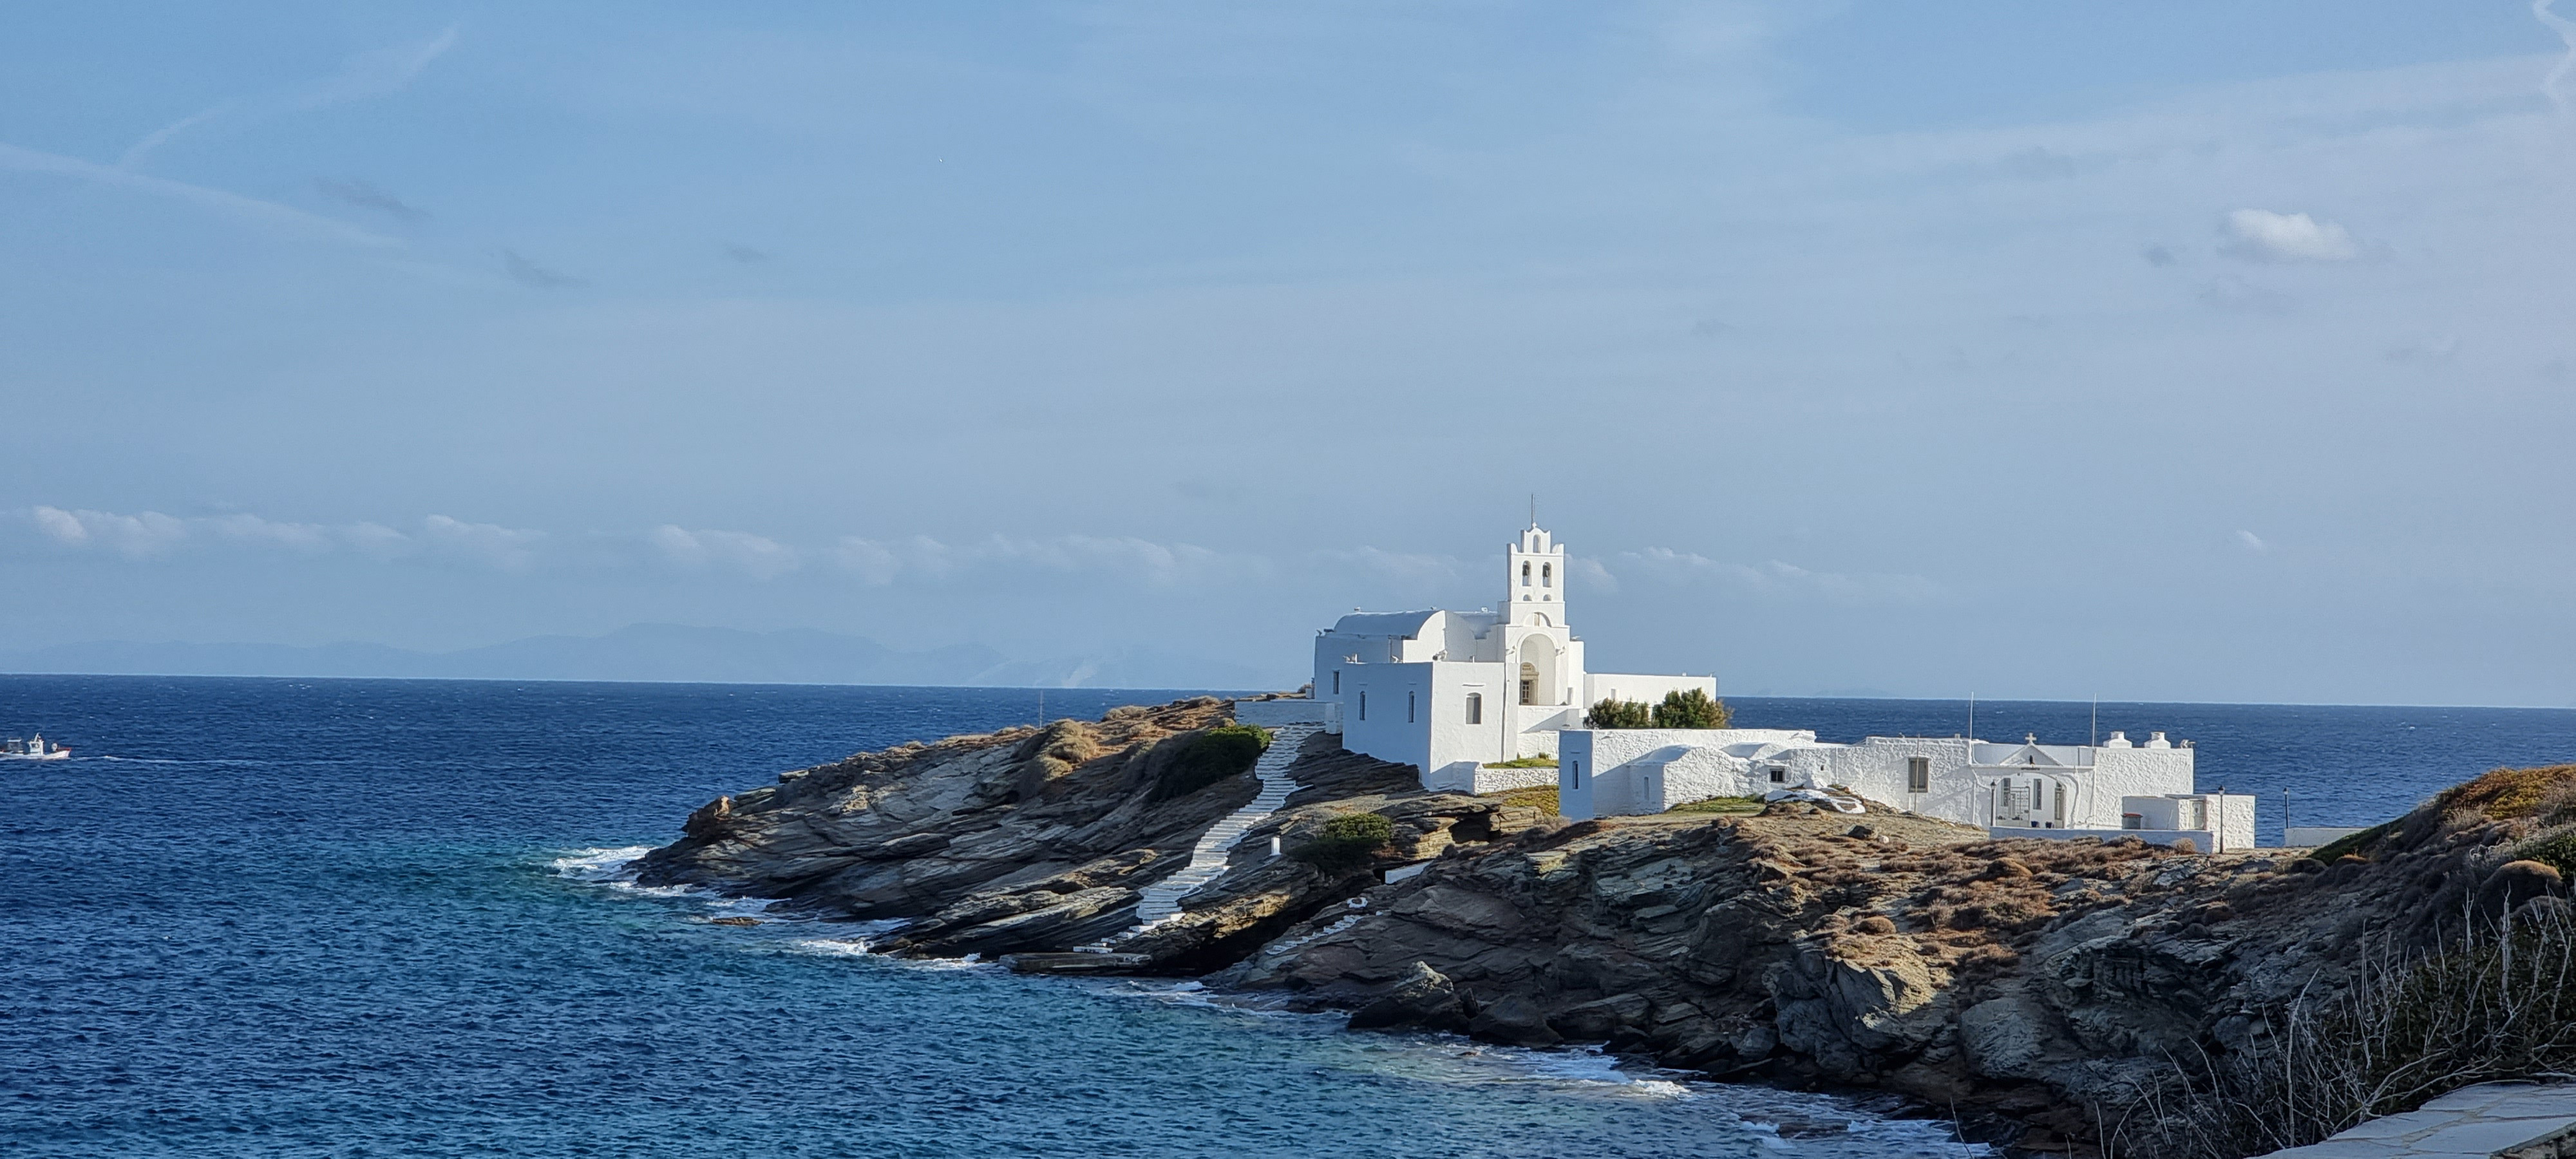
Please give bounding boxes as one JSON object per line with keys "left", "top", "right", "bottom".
{"left": 639, "top": 698, "right": 2575, "bottom": 1154}
{"left": 634, "top": 697, "right": 1547, "bottom": 963}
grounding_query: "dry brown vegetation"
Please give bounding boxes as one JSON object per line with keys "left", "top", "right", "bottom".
{"left": 2105, "top": 763, "right": 2576, "bottom": 1158}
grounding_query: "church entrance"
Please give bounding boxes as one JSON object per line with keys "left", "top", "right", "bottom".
{"left": 1519, "top": 662, "right": 1539, "bottom": 706}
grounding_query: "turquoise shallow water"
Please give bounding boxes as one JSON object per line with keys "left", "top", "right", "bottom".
{"left": 0, "top": 677, "right": 1980, "bottom": 1158}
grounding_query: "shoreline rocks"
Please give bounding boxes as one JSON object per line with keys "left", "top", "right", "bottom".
{"left": 638, "top": 696, "right": 2576, "bottom": 1156}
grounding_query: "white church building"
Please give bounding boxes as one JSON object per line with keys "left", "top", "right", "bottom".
{"left": 1236, "top": 521, "right": 2252, "bottom": 849}
{"left": 1240, "top": 523, "right": 1708, "bottom": 793}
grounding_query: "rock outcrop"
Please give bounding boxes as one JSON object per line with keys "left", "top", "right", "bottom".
{"left": 640, "top": 699, "right": 2576, "bottom": 1155}
{"left": 636, "top": 697, "right": 1544, "bottom": 965}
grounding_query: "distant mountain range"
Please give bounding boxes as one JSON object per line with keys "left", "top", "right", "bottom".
{"left": 0, "top": 623, "right": 1287, "bottom": 690}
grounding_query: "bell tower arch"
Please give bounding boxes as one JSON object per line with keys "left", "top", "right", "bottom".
{"left": 1504, "top": 523, "right": 1566, "bottom": 628}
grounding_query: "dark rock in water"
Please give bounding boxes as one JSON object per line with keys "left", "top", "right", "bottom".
{"left": 1347, "top": 961, "right": 1469, "bottom": 1033}
{"left": 1002, "top": 952, "right": 1153, "bottom": 975}
{"left": 1468, "top": 993, "right": 1562, "bottom": 1047}
{"left": 1548, "top": 992, "right": 1650, "bottom": 1040}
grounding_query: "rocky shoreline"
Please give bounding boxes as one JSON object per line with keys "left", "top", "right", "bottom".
{"left": 637, "top": 696, "right": 2575, "bottom": 1156}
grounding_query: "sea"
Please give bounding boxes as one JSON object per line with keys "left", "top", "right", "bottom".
{"left": 3, "top": 677, "right": 2571, "bottom": 1158}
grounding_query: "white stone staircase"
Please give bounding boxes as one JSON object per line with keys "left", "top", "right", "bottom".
{"left": 1078, "top": 722, "right": 1317, "bottom": 952}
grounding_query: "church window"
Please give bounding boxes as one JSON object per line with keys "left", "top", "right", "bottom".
{"left": 1907, "top": 757, "right": 1929, "bottom": 793}
{"left": 1770, "top": 767, "right": 1786, "bottom": 784}
{"left": 1465, "top": 693, "right": 1482, "bottom": 724}
{"left": 1542, "top": 563, "right": 1552, "bottom": 587}
{"left": 1358, "top": 692, "right": 1366, "bottom": 721}
{"left": 1332, "top": 670, "right": 1340, "bottom": 695}
{"left": 1407, "top": 692, "right": 1416, "bottom": 723}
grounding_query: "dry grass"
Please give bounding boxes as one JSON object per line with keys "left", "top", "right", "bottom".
{"left": 2108, "top": 901, "right": 2576, "bottom": 1158}
{"left": 1486, "top": 786, "right": 1558, "bottom": 814}
{"left": 1665, "top": 795, "right": 1764, "bottom": 815}
{"left": 2436, "top": 764, "right": 2576, "bottom": 822}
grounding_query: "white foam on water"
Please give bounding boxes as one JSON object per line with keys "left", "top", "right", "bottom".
{"left": 781, "top": 920, "right": 912, "bottom": 958}
{"left": 547, "top": 845, "right": 795, "bottom": 923}
{"left": 551, "top": 845, "right": 654, "bottom": 882}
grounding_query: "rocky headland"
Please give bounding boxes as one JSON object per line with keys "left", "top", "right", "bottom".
{"left": 636, "top": 696, "right": 2576, "bottom": 1156}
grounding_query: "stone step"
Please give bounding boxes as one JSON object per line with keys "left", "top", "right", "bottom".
{"left": 1074, "top": 723, "right": 1321, "bottom": 952}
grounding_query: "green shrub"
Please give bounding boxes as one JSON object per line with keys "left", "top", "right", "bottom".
{"left": 1585, "top": 698, "right": 1651, "bottom": 729}
{"left": 1153, "top": 724, "right": 1271, "bottom": 800}
{"left": 2517, "top": 829, "right": 2576, "bottom": 879}
{"left": 1294, "top": 811, "right": 1395, "bottom": 873}
{"left": 1651, "top": 688, "right": 1731, "bottom": 730}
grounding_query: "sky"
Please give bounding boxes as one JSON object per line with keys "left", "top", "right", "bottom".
{"left": 5, "top": 1, "right": 2575, "bottom": 704}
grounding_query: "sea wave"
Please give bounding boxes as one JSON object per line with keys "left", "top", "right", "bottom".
{"left": 547, "top": 845, "right": 789, "bottom": 921}
{"left": 550, "top": 845, "right": 654, "bottom": 882}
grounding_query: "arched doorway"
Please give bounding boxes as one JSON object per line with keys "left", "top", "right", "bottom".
{"left": 1517, "top": 634, "right": 1561, "bottom": 706}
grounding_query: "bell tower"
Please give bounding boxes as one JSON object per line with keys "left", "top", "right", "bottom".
{"left": 1504, "top": 523, "right": 1566, "bottom": 627}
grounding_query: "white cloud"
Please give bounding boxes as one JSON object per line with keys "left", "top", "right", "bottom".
{"left": 120, "top": 26, "right": 460, "bottom": 169}
{"left": 2539, "top": 0, "right": 2576, "bottom": 114}
{"left": 0, "top": 142, "right": 401, "bottom": 249}
{"left": 345, "top": 522, "right": 413, "bottom": 561}
{"left": 1307, "top": 547, "right": 1466, "bottom": 594}
{"left": 31, "top": 505, "right": 89, "bottom": 545}
{"left": 28, "top": 505, "right": 189, "bottom": 558}
{"left": 205, "top": 513, "right": 334, "bottom": 553}
{"left": 2235, "top": 529, "right": 2270, "bottom": 552}
{"left": 2221, "top": 209, "right": 2360, "bottom": 263}
{"left": 1569, "top": 556, "right": 1619, "bottom": 593}
{"left": 650, "top": 524, "right": 800, "bottom": 579}
{"left": 1609, "top": 547, "right": 1940, "bottom": 604}
{"left": 19, "top": 505, "right": 561, "bottom": 570}
{"left": 832, "top": 532, "right": 1265, "bottom": 588}
{"left": 419, "top": 514, "right": 545, "bottom": 570}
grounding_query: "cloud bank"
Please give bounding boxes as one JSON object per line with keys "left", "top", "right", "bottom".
{"left": 2221, "top": 209, "right": 2361, "bottom": 263}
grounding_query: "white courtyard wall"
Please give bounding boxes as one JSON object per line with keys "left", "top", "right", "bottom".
{"left": 1558, "top": 728, "right": 1819, "bottom": 819}
{"left": 1797, "top": 739, "right": 1980, "bottom": 825}
{"left": 2092, "top": 748, "right": 2199, "bottom": 824}
{"left": 1582, "top": 673, "right": 1716, "bottom": 710}
{"left": 1423, "top": 661, "right": 1510, "bottom": 791}
{"left": 1339, "top": 663, "right": 1435, "bottom": 783}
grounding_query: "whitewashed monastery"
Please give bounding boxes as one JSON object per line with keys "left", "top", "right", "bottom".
{"left": 1240, "top": 522, "right": 2255, "bottom": 851}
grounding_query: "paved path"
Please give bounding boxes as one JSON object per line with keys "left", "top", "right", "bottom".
{"left": 1077, "top": 722, "right": 1317, "bottom": 951}
{"left": 2257, "top": 1083, "right": 2576, "bottom": 1158}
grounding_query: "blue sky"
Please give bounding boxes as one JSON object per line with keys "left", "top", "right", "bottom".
{"left": 5, "top": 1, "right": 2575, "bottom": 703}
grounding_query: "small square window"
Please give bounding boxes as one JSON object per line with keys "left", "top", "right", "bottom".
{"left": 1769, "top": 768, "right": 1786, "bottom": 784}
{"left": 1907, "top": 757, "right": 1929, "bottom": 794}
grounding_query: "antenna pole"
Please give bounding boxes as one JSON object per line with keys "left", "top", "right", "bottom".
{"left": 2090, "top": 698, "right": 2098, "bottom": 748}
{"left": 1968, "top": 694, "right": 1975, "bottom": 741}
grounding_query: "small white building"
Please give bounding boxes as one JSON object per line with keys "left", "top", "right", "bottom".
{"left": 1560, "top": 726, "right": 2255, "bottom": 851}
{"left": 1240, "top": 523, "right": 1709, "bottom": 794}
{"left": 1231, "top": 520, "right": 2256, "bottom": 849}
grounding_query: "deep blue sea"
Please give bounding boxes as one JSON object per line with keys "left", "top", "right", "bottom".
{"left": 3, "top": 677, "right": 2570, "bottom": 1157}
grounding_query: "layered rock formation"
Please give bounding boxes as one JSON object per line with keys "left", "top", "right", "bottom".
{"left": 640, "top": 697, "right": 2576, "bottom": 1155}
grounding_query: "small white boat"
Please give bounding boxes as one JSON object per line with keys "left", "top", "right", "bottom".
{"left": 2, "top": 735, "right": 70, "bottom": 760}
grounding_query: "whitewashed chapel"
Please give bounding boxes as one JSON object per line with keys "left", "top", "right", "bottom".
{"left": 1251, "top": 523, "right": 1710, "bottom": 793}
{"left": 1238, "top": 522, "right": 2251, "bottom": 849}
